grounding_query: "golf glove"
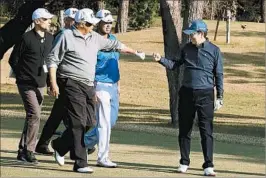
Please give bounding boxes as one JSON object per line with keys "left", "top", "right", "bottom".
{"left": 135, "top": 51, "right": 145, "bottom": 60}
{"left": 214, "top": 98, "right": 223, "bottom": 111}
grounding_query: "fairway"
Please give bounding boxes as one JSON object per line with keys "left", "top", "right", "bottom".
{"left": 0, "top": 128, "right": 265, "bottom": 177}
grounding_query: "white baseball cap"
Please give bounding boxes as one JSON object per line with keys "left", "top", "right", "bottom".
{"left": 64, "top": 8, "right": 78, "bottom": 19}
{"left": 96, "top": 9, "right": 114, "bottom": 22}
{"left": 32, "top": 8, "right": 54, "bottom": 20}
{"left": 75, "top": 8, "right": 100, "bottom": 25}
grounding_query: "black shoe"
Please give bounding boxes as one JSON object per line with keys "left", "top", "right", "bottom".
{"left": 35, "top": 145, "right": 53, "bottom": 155}
{"left": 17, "top": 149, "right": 26, "bottom": 161}
{"left": 25, "top": 150, "right": 38, "bottom": 163}
{"left": 87, "top": 147, "right": 96, "bottom": 155}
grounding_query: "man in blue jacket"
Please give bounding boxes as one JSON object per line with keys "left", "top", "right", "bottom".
{"left": 153, "top": 20, "right": 223, "bottom": 176}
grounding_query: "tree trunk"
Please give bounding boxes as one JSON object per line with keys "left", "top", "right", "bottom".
{"left": 160, "top": 0, "right": 183, "bottom": 127}
{"left": 262, "top": 0, "right": 266, "bottom": 23}
{"left": 231, "top": 0, "right": 237, "bottom": 22}
{"left": 97, "top": 0, "right": 105, "bottom": 10}
{"left": 0, "top": 0, "right": 46, "bottom": 60}
{"left": 182, "top": 0, "right": 205, "bottom": 43}
{"left": 210, "top": 0, "right": 215, "bottom": 20}
{"left": 115, "top": 0, "right": 129, "bottom": 33}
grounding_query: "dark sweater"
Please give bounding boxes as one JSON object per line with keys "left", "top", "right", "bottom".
{"left": 9, "top": 29, "right": 54, "bottom": 87}
{"left": 159, "top": 40, "right": 224, "bottom": 98}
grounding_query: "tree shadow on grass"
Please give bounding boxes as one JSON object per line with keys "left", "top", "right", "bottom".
{"left": 115, "top": 161, "right": 265, "bottom": 177}
{"left": 0, "top": 149, "right": 264, "bottom": 177}
{"left": 223, "top": 52, "right": 265, "bottom": 67}
{"left": 1, "top": 93, "right": 264, "bottom": 138}
{"left": 0, "top": 92, "right": 55, "bottom": 112}
{"left": 208, "top": 30, "right": 265, "bottom": 38}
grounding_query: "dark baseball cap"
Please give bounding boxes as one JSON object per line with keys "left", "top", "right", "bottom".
{"left": 183, "top": 19, "right": 208, "bottom": 35}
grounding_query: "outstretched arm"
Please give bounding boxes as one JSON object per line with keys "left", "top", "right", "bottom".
{"left": 153, "top": 52, "right": 184, "bottom": 70}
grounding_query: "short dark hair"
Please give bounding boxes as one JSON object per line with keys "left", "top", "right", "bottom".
{"left": 198, "top": 31, "right": 208, "bottom": 39}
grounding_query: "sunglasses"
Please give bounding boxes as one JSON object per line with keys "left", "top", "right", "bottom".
{"left": 104, "top": 22, "right": 113, "bottom": 25}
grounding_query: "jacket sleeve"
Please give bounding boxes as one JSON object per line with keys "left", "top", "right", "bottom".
{"left": 8, "top": 38, "right": 26, "bottom": 74}
{"left": 158, "top": 49, "right": 185, "bottom": 70}
{"left": 214, "top": 48, "right": 224, "bottom": 98}
{"left": 97, "top": 33, "right": 123, "bottom": 51}
{"left": 46, "top": 32, "right": 67, "bottom": 68}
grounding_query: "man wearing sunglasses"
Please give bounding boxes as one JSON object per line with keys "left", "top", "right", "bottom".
{"left": 153, "top": 20, "right": 223, "bottom": 176}
{"left": 35, "top": 7, "right": 78, "bottom": 156}
{"left": 46, "top": 8, "right": 145, "bottom": 173}
{"left": 83, "top": 9, "right": 144, "bottom": 168}
{"left": 9, "top": 8, "right": 54, "bottom": 164}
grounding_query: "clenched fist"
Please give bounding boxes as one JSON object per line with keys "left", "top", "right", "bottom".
{"left": 153, "top": 53, "right": 161, "bottom": 62}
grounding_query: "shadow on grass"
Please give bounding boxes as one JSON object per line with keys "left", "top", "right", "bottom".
{"left": 0, "top": 131, "right": 265, "bottom": 176}
{"left": 208, "top": 30, "right": 265, "bottom": 38}
{"left": 115, "top": 161, "right": 265, "bottom": 177}
{"left": 0, "top": 156, "right": 75, "bottom": 173}
{"left": 224, "top": 68, "right": 264, "bottom": 78}
{"left": 1, "top": 117, "right": 264, "bottom": 165}
{"left": 1, "top": 155, "right": 264, "bottom": 177}
{"left": 0, "top": 91, "right": 264, "bottom": 137}
{"left": 224, "top": 52, "right": 265, "bottom": 67}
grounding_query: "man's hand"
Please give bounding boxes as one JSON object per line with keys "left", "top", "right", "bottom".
{"left": 214, "top": 98, "right": 223, "bottom": 111}
{"left": 50, "top": 82, "right": 60, "bottom": 99}
{"left": 153, "top": 53, "right": 161, "bottom": 62}
{"left": 135, "top": 51, "right": 145, "bottom": 60}
{"left": 47, "top": 86, "right": 52, "bottom": 96}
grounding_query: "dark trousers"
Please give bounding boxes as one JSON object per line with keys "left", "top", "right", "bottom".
{"left": 178, "top": 86, "right": 214, "bottom": 169}
{"left": 17, "top": 85, "right": 44, "bottom": 152}
{"left": 52, "top": 78, "right": 96, "bottom": 168}
{"left": 37, "top": 86, "right": 66, "bottom": 148}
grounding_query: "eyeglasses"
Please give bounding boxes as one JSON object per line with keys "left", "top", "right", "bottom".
{"left": 104, "top": 22, "right": 113, "bottom": 25}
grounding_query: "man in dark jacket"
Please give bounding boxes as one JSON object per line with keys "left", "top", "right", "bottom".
{"left": 153, "top": 20, "right": 223, "bottom": 176}
{"left": 9, "top": 8, "right": 54, "bottom": 163}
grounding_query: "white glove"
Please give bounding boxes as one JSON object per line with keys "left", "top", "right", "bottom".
{"left": 153, "top": 53, "right": 161, "bottom": 62}
{"left": 135, "top": 51, "right": 145, "bottom": 60}
{"left": 214, "top": 98, "right": 223, "bottom": 111}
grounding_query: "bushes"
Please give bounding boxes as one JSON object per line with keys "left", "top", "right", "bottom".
{"left": 128, "top": 0, "right": 159, "bottom": 30}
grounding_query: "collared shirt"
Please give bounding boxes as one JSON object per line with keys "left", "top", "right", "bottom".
{"left": 95, "top": 34, "right": 120, "bottom": 83}
{"left": 9, "top": 29, "right": 54, "bottom": 87}
{"left": 159, "top": 40, "right": 223, "bottom": 98}
{"left": 46, "top": 26, "right": 123, "bottom": 86}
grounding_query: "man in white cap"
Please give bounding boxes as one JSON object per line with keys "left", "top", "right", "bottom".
{"left": 84, "top": 9, "right": 144, "bottom": 168}
{"left": 35, "top": 7, "right": 78, "bottom": 156}
{"left": 9, "top": 8, "right": 54, "bottom": 163}
{"left": 46, "top": 8, "right": 145, "bottom": 173}
{"left": 63, "top": 8, "right": 78, "bottom": 28}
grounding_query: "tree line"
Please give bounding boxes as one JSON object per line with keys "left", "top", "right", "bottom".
{"left": 1, "top": 0, "right": 265, "bottom": 31}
